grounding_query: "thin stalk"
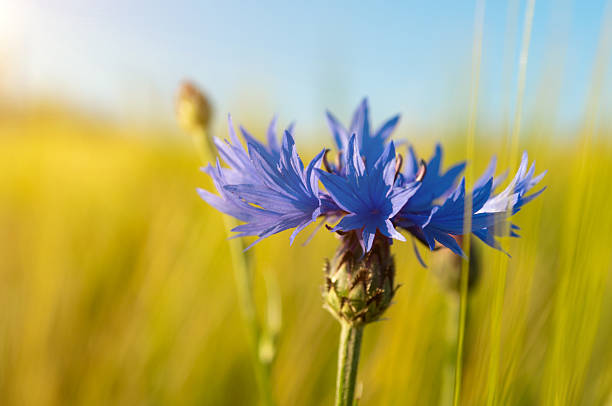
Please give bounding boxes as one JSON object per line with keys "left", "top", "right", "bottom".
{"left": 440, "top": 293, "right": 460, "bottom": 406}
{"left": 193, "top": 127, "right": 275, "bottom": 406}
{"left": 487, "top": 2, "right": 535, "bottom": 404}
{"left": 453, "top": 258, "right": 470, "bottom": 406}
{"left": 335, "top": 322, "right": 364, "bottom": 406}
{"left": 454, "top": 1, "right": 485, "bottom": 405}
{"left": 509, "top": 0, "right": 536, "bottom": 167}
{"left": 485, "top": 255, "right": 507, "bottom": 406}
{"left": 224, "top": 217, "right": 274, "bottom": 406}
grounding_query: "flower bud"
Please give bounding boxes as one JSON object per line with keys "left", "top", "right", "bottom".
{"left": 176, "top": 81, "right": 212, "bottom": 134}
{"left": 431, "top": 235, "right": 481, "bottom": 295}
{"left": 323, "top": 232, "right": 398, "bottom": 326}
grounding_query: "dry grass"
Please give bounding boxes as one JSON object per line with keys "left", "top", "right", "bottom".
{"left": 0, "top": 106, "right": 611, "bottom": 405}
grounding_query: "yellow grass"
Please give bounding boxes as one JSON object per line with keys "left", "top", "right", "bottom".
{"left": 1, "top": 103, "right": 611, "bottom": 405}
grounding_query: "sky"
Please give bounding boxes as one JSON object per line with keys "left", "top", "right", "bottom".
{"left": 1, "top": 0, "right": 610, "bottom": 136}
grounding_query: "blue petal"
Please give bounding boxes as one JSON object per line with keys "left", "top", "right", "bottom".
{"left": 326, "top": 110, "right": 348, "bottom": 151}
{"left": 374, "top": 115, "right": 400, "bottom": 142}
{"left": 412, "top": 237, "right": 428, "bottom": 268}
{"left": 266, "top": 115, "right": 281, "bottom": 158}
{"left": 380, "top": 219, "right": 406, "bottom": 241}
{"left": 474, "top": 156, "right": 496, "bottom": 190}
{"left": 199, "top": 118, "right": 324, "bottom": 247}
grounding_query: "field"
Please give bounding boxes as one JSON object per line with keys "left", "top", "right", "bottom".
{"left": 0, "top": 104, "right": 611, "bottom": 405}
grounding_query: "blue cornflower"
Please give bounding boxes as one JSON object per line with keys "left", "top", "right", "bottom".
{"left": 397, "top": 144, "right": 466, "bottom": 211}
{"left": 198, "top": 115, "right": 325, "bottom": 247}
{"left": 195, "top": 98, "right": 548, "bottom": 402}
{"left": 415, "top": 152, "right": 546, "bottom": 256}
{"left": 325, "top": 98, "right": 400, "bottom": 171}
{"left": 316, "top": 135, "right": 420, "bottom": 252}
{"left": 198, "top": 100, "right": 545, "bottom": 259}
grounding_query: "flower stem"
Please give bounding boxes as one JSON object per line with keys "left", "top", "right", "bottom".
{"left": 452, "top": 259, "right": 470, "bottom": 406}
{"left": 335, "top": 322, "right": 364, "bottom": 406}
{"left": 224, "top": 218, "right": 274, "bottom": 406}
{"left": 191, "top": 126, "right": 276, "bottom": 406}
{"left": 440, "top": 293, "right": 460, "bottom": 406}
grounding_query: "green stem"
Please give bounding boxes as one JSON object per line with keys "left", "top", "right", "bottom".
{"left": 225, "top": 218, "right": 274, "bottom": 406}
{"left": 192, "top": 128, "right": 275, "bottom": 406}
{"left": 453, "top": 258, "right": 470, "bottom": 406}
{"left": 440, "top": 294, "right": 460, "bottom": 406}
{"left": 335, "top": 322, "right": 364, "bottom": 406}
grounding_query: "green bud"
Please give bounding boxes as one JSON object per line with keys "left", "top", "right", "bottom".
{"left": 176, "top": 81, "right": 212, "bottom": 134}
{"left": 431, "top": 235, "right": 481, "bottom": 295}
{"left": 323, "top": 232, "right": 398, "bottom": 326}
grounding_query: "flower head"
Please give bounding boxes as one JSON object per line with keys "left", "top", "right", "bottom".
{"left": 397, "top": 144, "right": 466, "bottom": 211}
{"left": 198, "top": 115, "right": 324, "bottom": 247}
{"left": 176, "top": 81, "right": 212, "bottom": 133}
{"left": 198, "top": 100, "right": 545, "bottom": 261}
{"left": 317, "top": 135, "right": 419, "bottom": 252}
{"left": 325, "top": 98, "right": 400, "bottom": 171}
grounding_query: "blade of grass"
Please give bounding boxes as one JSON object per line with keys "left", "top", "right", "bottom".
{"left": 454, "top": 1, "right": 485, "bottom": 405}
{"left": 486, "top": 1, "right": 536, "bottom": 405}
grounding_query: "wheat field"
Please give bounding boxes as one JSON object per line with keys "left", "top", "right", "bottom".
{"left": 0, "top": 101, "right": 610, "bottom": 405}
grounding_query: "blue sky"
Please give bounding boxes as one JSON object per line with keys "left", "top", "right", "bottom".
{"left": 1, "top": 0, "right": 610, "bottom": 135}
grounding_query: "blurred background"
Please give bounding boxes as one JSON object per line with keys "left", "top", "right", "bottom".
{"left": 1, "top": 0, "right": 612, "bottom": 405}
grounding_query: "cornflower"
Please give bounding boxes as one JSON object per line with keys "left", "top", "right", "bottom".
{"left": 198, "top": 99, "right": 545, "bottom": 406}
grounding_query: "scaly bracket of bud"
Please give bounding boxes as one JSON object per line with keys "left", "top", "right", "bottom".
{"left": 176, "top": 81, "right": 212, "bottom": 135}
{"left": 323, "top": 231, "right": 399, "bottom": 326}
